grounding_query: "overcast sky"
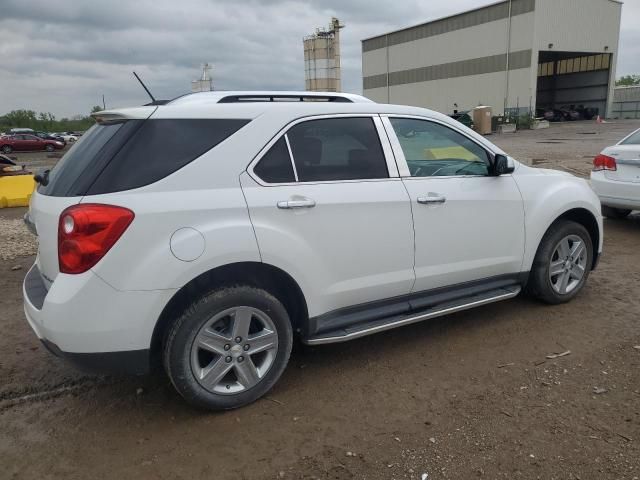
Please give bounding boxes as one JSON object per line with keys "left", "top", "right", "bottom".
{"left": 0, "top": 0, "right": 638, "bottom": 118}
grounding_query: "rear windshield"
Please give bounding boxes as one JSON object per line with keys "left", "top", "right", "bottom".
{"left": 621, "top": 130, "right": 640, "bottom": 145}
{"left": 39, "top": 118, "right": 250, "bottom": 197}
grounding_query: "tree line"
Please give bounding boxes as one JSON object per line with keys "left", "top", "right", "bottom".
{"left": 616, "top": 75, "right": 640, "bottom": 87}
{"left": 0, "top": 106, "right": 103, "bottom": 133}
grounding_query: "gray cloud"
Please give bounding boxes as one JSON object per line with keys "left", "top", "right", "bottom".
{"left": 0, "top": 0, "right": 638, "bottom": 117}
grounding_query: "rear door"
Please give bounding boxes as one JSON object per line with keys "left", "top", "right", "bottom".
{"left": 28, "top": 124, "right": 124, "bottom": 286}
{"left": 25, "top": 135, "right": 43, "bottom": 150}
{"left": 14, "top": 135, "right": 29, "bottom": 151}
{"left": 241, "top": 115, "right": 415, "bottom": 319}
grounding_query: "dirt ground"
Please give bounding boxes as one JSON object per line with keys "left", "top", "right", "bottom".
{"left": 1, "top": 120, "right": 640, "bottom": 480}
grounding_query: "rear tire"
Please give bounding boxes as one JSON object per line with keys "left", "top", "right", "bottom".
{"left": 163, "top": 285, "right": 293, "bottom": 410}
{"left": 602, "top": 206, "right": 631, "bottom": 219}
{"left": 1, "top": 145, "right": 12, "bottom": 154}
{"left": 528, "top": 220, "right": 593, "bottom": 305}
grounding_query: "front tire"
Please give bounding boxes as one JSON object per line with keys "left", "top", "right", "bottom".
{"left": 602, "top": 206, "right": 631, "bottom": 219}
{"left": 163, "top": 286, "right": 293, "bottom": 410}
{"left": 1, "top": 145, "right": 12, "bottom": 154}
{"left": 45, "top": 144, "right": 55, "bottom": 152}
{"left": 528, "top": 220, "right": 593, "bottom": 305}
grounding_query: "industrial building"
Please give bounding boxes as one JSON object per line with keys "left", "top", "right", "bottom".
{"left": 191, "top": 63, "right": 213, "bottom": 93}
{"left": 612, "top": 86, "right": 640, "bottom": 119}
{"left": 304, "top": 18, "right": 344, "bottom": 92}
{"left": 362, "top": 0, "right": 622, "bottom": 118}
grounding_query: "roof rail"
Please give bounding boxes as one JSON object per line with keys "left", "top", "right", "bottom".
{"left": 167, "top": 91, "right": 375, "bottom": 106}
{"left": 217, "top": 94, "right": 353, "bottom": 103}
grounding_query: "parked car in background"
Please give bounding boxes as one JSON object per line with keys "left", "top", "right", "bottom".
{"left": 9, "top": 128, "right": 35, "bottom": 134}
{"left": 591, "top": 127, "right": 640, "bottom": 218}
{"left": 34, "top": 131, "right": 66, "bottom": 144}
{"left": 23, "top": 91, "right": 603, "bottom": 410}
{"left": 55, "top": 132, "right": 79, "bottom": 142}
{"left": 0, "top": 134, "right": 64, "bottom": 153}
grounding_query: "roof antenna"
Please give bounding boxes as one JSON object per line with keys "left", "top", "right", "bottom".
{"left": 133, "top": 71, "right": 156, "bottom": 103}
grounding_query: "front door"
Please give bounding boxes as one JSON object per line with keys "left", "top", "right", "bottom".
{"left": 241, "top": 115, "right": 415, "bottom": 319}
{"left": 383, "top": 116, "right": 525, "bottom": 293}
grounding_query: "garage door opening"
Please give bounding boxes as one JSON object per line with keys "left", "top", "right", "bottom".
{"left": 536, "top": 51, "right": 612, "bottom": 122}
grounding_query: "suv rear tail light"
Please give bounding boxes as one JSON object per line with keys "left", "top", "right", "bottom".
{"left": 593, "top": 154, "right": 617, "bottom": 171}
{"left": 58, "top": 204, "right": 134, "bottom": 274}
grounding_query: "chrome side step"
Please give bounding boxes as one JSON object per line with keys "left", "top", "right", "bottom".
{"left": 304, "top": 286, "right": 521, "bottom": 345}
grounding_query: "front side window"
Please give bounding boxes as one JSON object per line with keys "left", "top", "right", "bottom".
{"left": 286, "top": 117, "right": 388, "bottom": 182}
{"left": 390, "top": 118, "right": 490, "bottom": 177}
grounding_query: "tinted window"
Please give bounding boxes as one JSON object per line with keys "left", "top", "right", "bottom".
{"left": 287, "top": 117, "right": 388, "bottom": 182}
{"left": 38, "top": 122, "right": 129, "bottom": 196}
{"left": 88, "top": 119, "right": 249, "bottom": 194}
{"left": 390, "top": 118, "right": 489, "bottom": 177}
{"left": 621, "top": 130, "right": 640, "bottom": 145}
{"left": 253, "top": 137, "right": 295, "bottom": 183}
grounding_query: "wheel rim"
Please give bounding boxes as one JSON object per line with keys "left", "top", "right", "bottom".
{"left": 549, "top": 234, "right": 588, "bottom": 295}
{"left": 2, "top": 146, "right": 10, "bottom": 153}
{"left": 190, "top": 306, "right": 278, "bottom": 395}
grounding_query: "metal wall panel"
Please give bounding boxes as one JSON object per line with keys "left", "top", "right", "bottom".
{"left": 362, "top": 0, "right": 534, "bottom": 52}
{"left": 364, "top": 50, "right": 532, "bottom": 89}
{"left": 614, "top": 86, "right": 640, "bottom": 103}
{"left": 385, "top": 68, "right": 533, "bottom": 114}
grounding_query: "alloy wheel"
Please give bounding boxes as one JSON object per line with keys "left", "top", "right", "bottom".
{"left": 190, "top": 306, "right": 278, "bottom": 395}
{"left": 548, "top": 234, "right": 588, "bottom": 294}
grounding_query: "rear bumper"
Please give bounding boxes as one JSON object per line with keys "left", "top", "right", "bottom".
{"left": 40, "top": 339, "right": 149, "bottom": 375}
{"left": 591, "top": 172, "right": 640, "bottom": 210}
{"left": 23, "top": 262, "right": 176, "bottom": 375}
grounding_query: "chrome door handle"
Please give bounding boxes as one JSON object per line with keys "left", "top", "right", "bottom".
{"left": 417, "top": 194, "right": 446, "bottom": 205}
{"left": 277, "top": 198, "right": 316, "bottom": 209}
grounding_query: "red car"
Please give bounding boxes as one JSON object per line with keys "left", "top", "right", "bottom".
{"left": 0, "top": 134, "right": 65, "bottom": 153}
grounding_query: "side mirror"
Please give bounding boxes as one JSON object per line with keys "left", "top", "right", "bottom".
{"left": 493, "top": 154, "right": 515, "bottom": 176}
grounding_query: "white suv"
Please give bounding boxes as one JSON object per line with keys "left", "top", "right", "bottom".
{"left": 23, "top": 91, "right": 603, "bottom": 410}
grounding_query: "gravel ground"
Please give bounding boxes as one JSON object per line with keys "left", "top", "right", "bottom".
{"left": 0, "top": 216, "right": 37, "bottom": 261}
{"left": 1, "top": 120, "right": 639, "bottom": 480}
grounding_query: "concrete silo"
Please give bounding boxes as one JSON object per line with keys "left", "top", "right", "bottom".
{"left": 303, "top": 18, "right": 344, "bottom": 92}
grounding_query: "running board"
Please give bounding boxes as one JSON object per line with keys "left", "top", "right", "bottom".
{"left": 304, "top": 285, "right": 521, "bottom": 345}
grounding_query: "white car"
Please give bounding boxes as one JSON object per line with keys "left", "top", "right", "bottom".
{"left": 23, "top": 91, "right": 603, "bottom": 410}
{"left": 591, "top": 127, "right": 640, "bottom": 218}
{"left": 52, "top": 132, "right": 79, "bottom": 143}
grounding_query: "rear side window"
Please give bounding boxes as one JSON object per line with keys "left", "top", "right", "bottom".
{"left": 38, "top": 122, "right": 130, "bottom": 196}
{"left": 253, "top": 137, "right": 295, "bottom": 183}
{"left": 88, "top": 119, "right": 250, "bottom": 194}
{"left": 39, "top": 119, "right": 249, "bottom": 197}
{"left": 286, "top": 117, "right": 388, "bottom": 182}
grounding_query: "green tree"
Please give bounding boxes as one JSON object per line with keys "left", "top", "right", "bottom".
{"left": 91, "top": 105, "right": 103, "bottom": 113}
{"left": 0, "top": 108, "right": 95, "bottom": 133}
{"left": 616, "top": 75, "right": 640, "bottom": 87}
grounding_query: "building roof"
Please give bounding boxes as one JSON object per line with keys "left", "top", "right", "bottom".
{"left": 362, "top": 0, "right": 529, "bottom": 42}
{"left": 362, "top": 0, "right": 622, "bottom": 48}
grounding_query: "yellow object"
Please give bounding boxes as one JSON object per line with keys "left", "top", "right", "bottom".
{"left": 423, "top": 146, "right": 478, "bottom": 161}
{"left": 0, "top": 175, "right": 36, "bottom": 208}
